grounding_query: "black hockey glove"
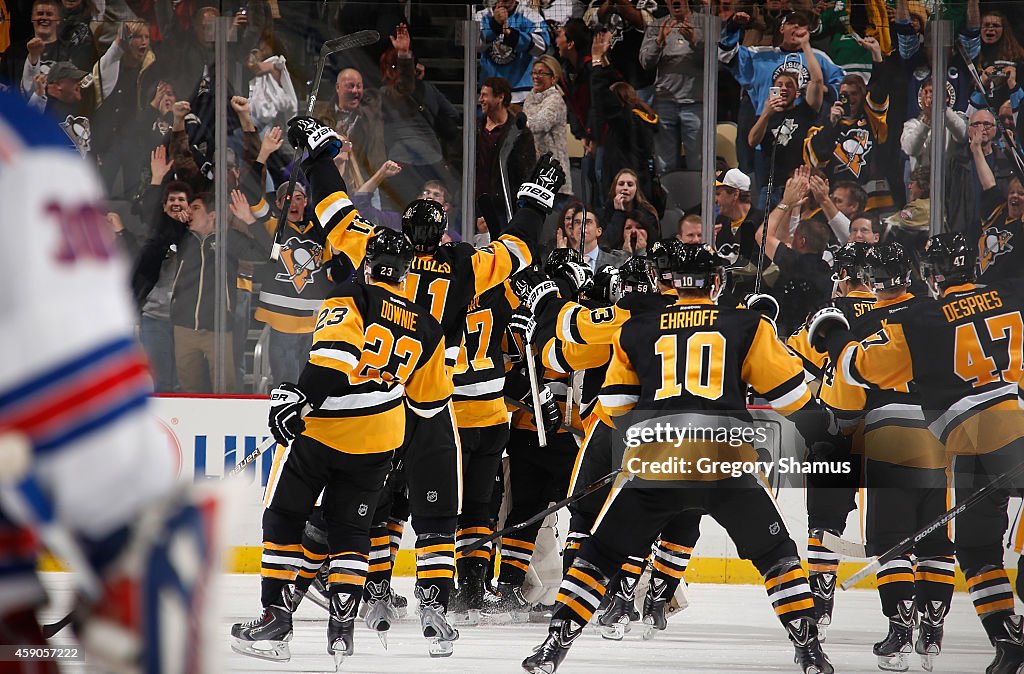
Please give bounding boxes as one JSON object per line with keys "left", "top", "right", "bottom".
{"left": 286, "top": 116, "right": 341, "bottom": 162}
{"left": 517, "top": 152, "right": 566, "bottom": 214}
{"left": 268, "top": 382, "right": 307, "bottom": 446}
{"left": 744, "top": 293, "right": 780, "bottom": 322}
{"left": 549, "top": 258, "right": 594, "bottom": 297}
{"left": 807, "top": 306, "right": 853, "bottom": 360}
{"left": 507, "top": 305, "right": 537, "bottom": 345}
{"left": 510, "top": 266, "right": 560, "bottom": 317}
{"left": 504, "top": 367, "right": 562, "bottom": 435}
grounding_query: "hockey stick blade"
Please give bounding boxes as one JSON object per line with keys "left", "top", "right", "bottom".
{"left": 322, "top": 30, "right": 379, "bottom": 55}
{"left": 460, "top": 470, "right": 622, "bottom": 556}
{"left": 822, "top": 530, "right": 866, "bottom": 559}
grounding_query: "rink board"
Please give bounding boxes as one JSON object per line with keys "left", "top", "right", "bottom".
{"left": 41, "top": 395, "right": 1020, "bottom": 590}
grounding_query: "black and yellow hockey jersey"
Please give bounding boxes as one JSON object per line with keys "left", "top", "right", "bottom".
{"left": 787, "top": 290, "right": 876, "bottom": 377}
{"left": 834, "top": 282, "right": 1024, "bottom": 455}
{"left": 601, "top": 297, "right": 813, "bottom": 480}
{"left": 820, "top": 293, "right": 946, "bottom": 469}
{"left": 452, "top": 284, "right": 517, "bottom": 428}
{"left": 295, "top": 281, "right": 452, "bottom": 454}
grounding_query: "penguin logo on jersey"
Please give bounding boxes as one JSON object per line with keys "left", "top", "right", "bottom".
{"left": 978, "top": 226, "right": 1014, "bottom": 275}
{"left": 357, "top": 504, "right": 368, "bottom": 516}
{"left": 833, "top": 127, "right": 872, "bottom": 177}
{"left": 276, "top": 237, "right": 325, "bottom": 292}
{"left": 769, "top": 521, "right": 780, "bottom": 535}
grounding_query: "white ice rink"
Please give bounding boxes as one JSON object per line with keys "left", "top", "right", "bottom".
{"left": 39, "top": 572, "right": 995, "bottom": 673}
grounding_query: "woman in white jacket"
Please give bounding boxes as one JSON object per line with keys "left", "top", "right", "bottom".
{"left": 901, "top": 78, "right": 968, "bottom": 174}
{"left": 522, "top": 54, "right": 573, "bottom": 195}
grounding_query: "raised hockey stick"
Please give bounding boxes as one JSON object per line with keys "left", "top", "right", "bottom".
{"left": 504, "top": 395, "right": 585, "bottom": 438}
{"left": 272, "top": 30, "right": 380, "bottom": 261}
{"left": 459, "top": 469, "right": 622, "bottom": 556}
{"left": 836, "top": 460, "right": 1024, "bottom": 590}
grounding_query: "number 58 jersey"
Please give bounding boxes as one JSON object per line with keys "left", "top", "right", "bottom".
{"left": 835, "top": 282, "right": 1024, "bottom": 455}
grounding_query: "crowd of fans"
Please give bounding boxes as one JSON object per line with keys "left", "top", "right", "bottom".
{"left": 3, "top": 0, "right": 1024, "bottom": 392}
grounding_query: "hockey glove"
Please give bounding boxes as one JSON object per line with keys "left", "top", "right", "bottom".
{"left": 517, "top": 152, "right": 566, "bottom": 214}
{"left": 536, "top": 385, "right": 563, "bottom": 435}
{"left": 507, "top": 305, "right": 537, "bottom": 344}
{"left": 504, "top": 367, "right": 562, "bottom": 435}
{"left": 807, "top": 306, "right": 852, "bottom": 359}
{"left": 268, "top": 382, "right": 307, "bottom": 446}
{"left": 549, "top": 258, "right": 594, "bottom": 297}
{"left": 744, "top": 293, "right": 780, "bottom": 322}
{"left": 286, "top": 116, "right": 341, "bottom": 162}
{"left": 510, "top": 267, "right": 560, "bottom": 317}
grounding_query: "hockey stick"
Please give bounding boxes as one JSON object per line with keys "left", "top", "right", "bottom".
{"left": 504, "top": 395, "right": 585, "bottom": 438}
{"left": 524, "top": 335, "right": 547, "bottom": 447}
{"left": 837, "top": 460, "right": 1024, "bottom": 590}
{"left": 564, "top": 204, "right": 589, "bottom": 426}
{"left": 957, "top": 40, "right": 1024, "bottom": 186}
{"left": 272, "top": 30, "right": 380, "bottom": 261}
{"left": 753, "top": 138, "right": 782, "bottom": 294}
{"left": 228, "top": 435, "right": 278, "bottom": 477}
{"left": 459, "top": 469, "right": 622, "bottom": 556}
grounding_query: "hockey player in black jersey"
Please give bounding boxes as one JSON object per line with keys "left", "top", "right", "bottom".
{"left": 820, "top": 242, "right": 953, "bottom": 671}
{"left": 283, "top": 115, "right": 563, "bottom": 654}
{"left": 812, "top": 233, "right": 1024, "bottom": 674}
{"left": 231, "top": 228, "right": 451, "bottom": 667}
{"left": 787, "top": 241, "right": 875, "bottom": 639}
{"left": 521, "top": 241, "right": 836, "bottom": 674}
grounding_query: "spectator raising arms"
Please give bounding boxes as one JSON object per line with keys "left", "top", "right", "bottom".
{"left": 476, "top": 0, "right": 550, "bottom": 104}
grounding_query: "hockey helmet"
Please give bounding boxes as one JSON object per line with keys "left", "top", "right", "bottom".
{"left": 616, "top": 255, "right": 657, "bottom": 299}
{"left": 922, "top": 232, "right": 974, "bottom": 293}
{"left": 545, "top": 246, "right": 585, "bottom": 272}
{"left": 651, "top": 239, "right": 723, "bottom": 291}
{"left": 830, "top": 241, "right": 872, "bottom": 286}
{"left": 365, "top": 228, "right": 414, "bottom": 283}
{"left": 865, "top": 241, "right": 913, "bottom": 290}
{"left": 401, "top": 199, "right": 447, "bottom": 254}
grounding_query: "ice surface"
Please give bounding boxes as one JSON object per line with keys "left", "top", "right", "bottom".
{"left": 38, "top": 572, "right": 994, "bottom": 673}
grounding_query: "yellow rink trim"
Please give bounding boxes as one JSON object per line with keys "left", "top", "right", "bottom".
{"left": 38, "top": 549, "right": 1005, "bottom": 592}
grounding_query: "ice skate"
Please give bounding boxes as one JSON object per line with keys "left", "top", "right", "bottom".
{"left": 327, "top": 592, "right": 357, "bottom": 670}
{"left": 641, "top": 578, "right": 669, "bottom": 640}
{"left": 307, "top": 563, "right": 330, "bottom": 611}
{"left": 987, "top": 615, "right": 1024, "bottom": 674}
{"left": 598, "top": 588, "right": 639, "bottom": 640}
{"left": 786, "top": 616, "right": 834, "bottom": 674}
{"left": 450, "top": 560, "right": 486, "bottom": 626}
{"left": 416, "top": 584, "right": 459, "bottom": 657}
{"left": 362, "top": 580, "right": 399, "bottom": 649}
{"left": 915, "top": 600, "right": 946, "bottom": 672}
{"left": 808, "top": 572, "right": 836, "bottom": 642}
{"left": 230, "top": 605, "right": 293, "bottom": 662}
{"left": 522, "top": 618, "right": 583, "bottom": 674}
{"left": 530, "top": 602, "right": 555, "bottom": 623}
{"left": 872, "top": 602, "right": 914, "bottom": 672}
{"left": 483, "top": 582, "right": 531, "bottom": 624}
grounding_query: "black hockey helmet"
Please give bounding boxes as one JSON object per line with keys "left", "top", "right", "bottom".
{"left": 617, "top": 255, "right": 657, "bottom": 297}
{"left": 401, "top": 199, "right": 447, "bottom": 254}
{"left": 922, "top": 232, "right": 974, "bottom": 291}
{"left": 866, "top": 241, "right": 913, "bottom": 290}
{"left": 365, "top": 228, "right": 414, "bottom": 283}
{"left": 545, "top": 246, "right": 585, "bottom": 272}
{"left": 831, "top": 241, "right": 872, "bottom": 286}
{"left": 651, "top": 239, "right": 723, "bottom": 291}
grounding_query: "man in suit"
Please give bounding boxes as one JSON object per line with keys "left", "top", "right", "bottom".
{"left": 565, "top": 208, "right": 627, "bottom": 272}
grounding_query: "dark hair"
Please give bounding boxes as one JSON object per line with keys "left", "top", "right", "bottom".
{"left": 832, "top": 181, "right": 868, "bottom": 211}
{"left": 191, "top": 191, "right": 216, "bottom": 211}
{"left": 980, "top": 10, "right": 1024, "bottom": 63}
{"left": 909, "top": 166, "right": 930, "bottom": 196}
{"left": 481, "top": 77, "right": 512, "bottom": 108}
{"left": 562, "top": 18, "right": 591, "bottom": 53}
{"left": 852, "top": 211, "right": 885, "bottom": 237}
{"left": 162, "top": 180, "right": 194, "bottom": 204}
{"left": 839, "top": 73, "right": 867, "bottom": 96}
{"left": 795, "top": 219, "right": 829, "bottom": 254}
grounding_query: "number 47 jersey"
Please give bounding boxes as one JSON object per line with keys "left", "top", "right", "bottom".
{"left": 834, "top": 282, "right": 1024, "bottom": 455}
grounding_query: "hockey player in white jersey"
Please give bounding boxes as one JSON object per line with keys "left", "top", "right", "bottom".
{"left": 0, "top": 90, "right": 225, "bottom": 673}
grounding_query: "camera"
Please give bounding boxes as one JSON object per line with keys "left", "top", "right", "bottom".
{"left": 838, "top": 93, "right": 850, "bottom": 116}
{"left": 769, "top": 86, "right": 781, "bottom": 99}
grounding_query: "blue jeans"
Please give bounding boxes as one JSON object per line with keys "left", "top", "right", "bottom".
{"left": 654, "top": 99, "right": 703, "bottom": 173}
{"left": 139, "top": 314, "right": 177, "bottom": 392}
{"left": 268, "top": 329, "right": 314, "bottom": 387}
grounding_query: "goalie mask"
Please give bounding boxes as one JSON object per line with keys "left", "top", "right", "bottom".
{"left": 365, "top": 228, "right": 414, "bottom": 283}
{"left": 401, "top": 199, "right": 447, "bottom": 254}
